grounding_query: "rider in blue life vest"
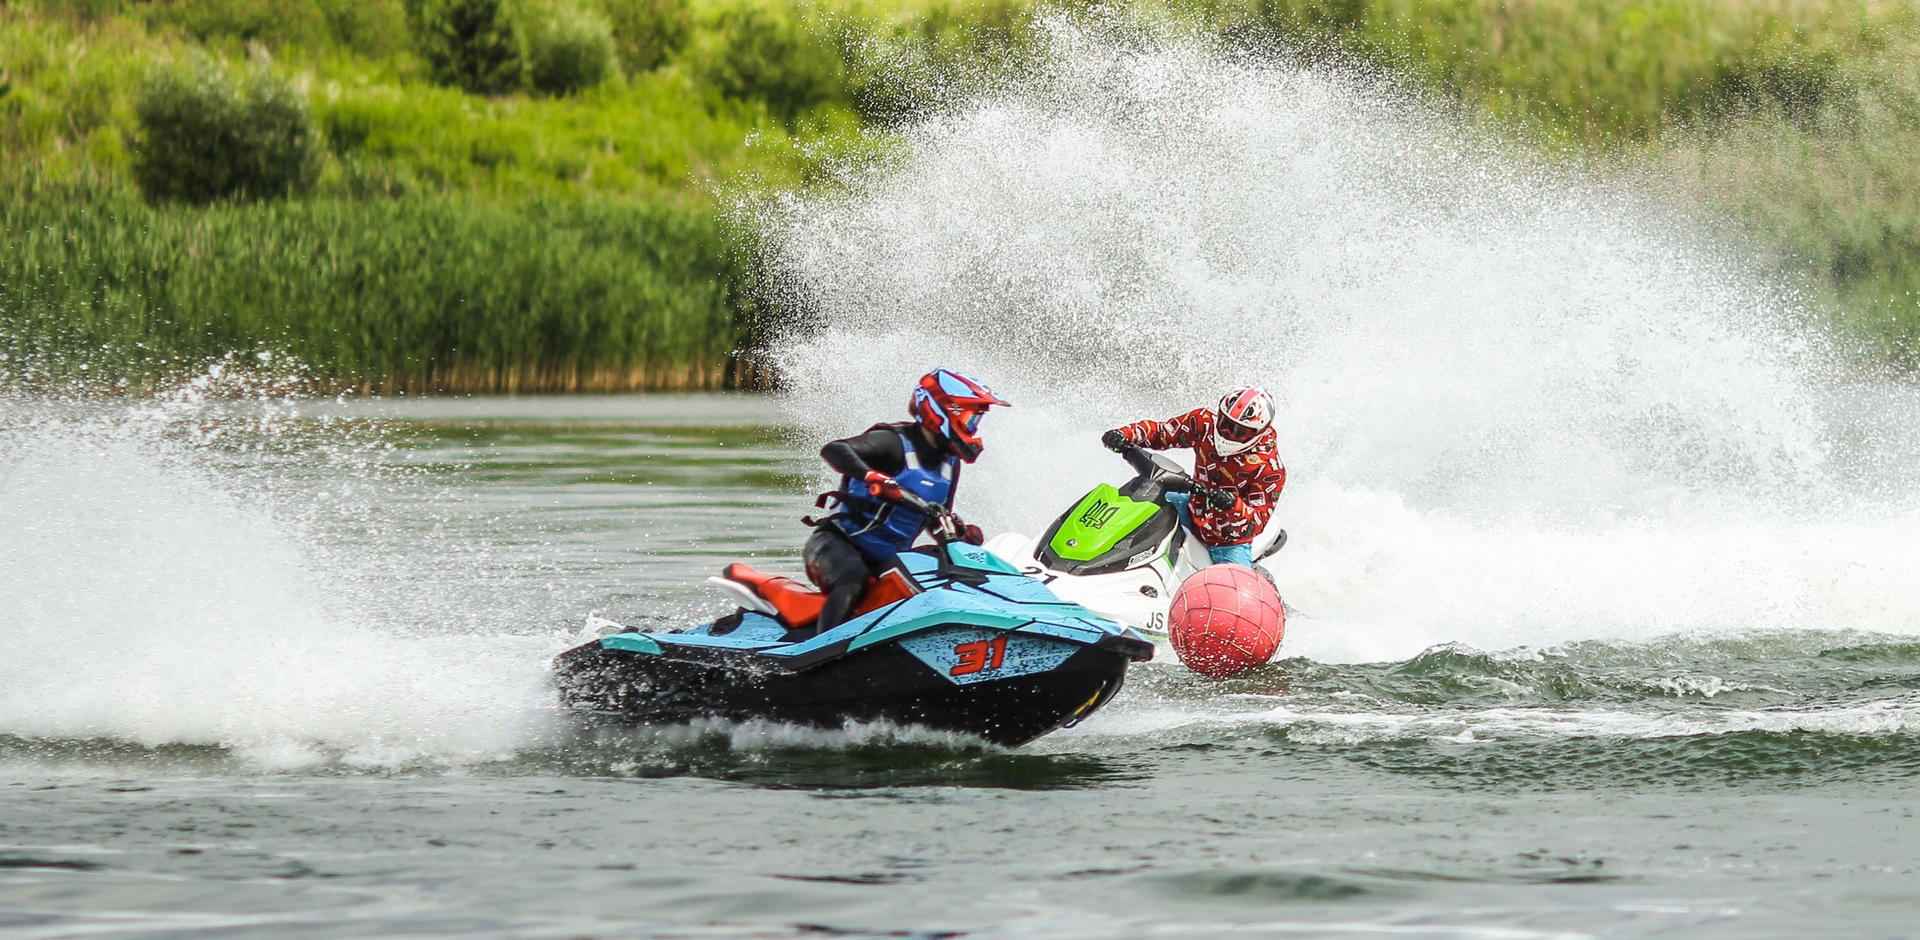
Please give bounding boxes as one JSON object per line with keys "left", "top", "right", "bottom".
{"left": 805, "top": 369, "right": 1009, "bottom": 631}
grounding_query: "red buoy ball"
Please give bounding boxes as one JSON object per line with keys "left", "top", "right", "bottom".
{"left": 1168, "top": 565, "right": 1286, "bottom": 678}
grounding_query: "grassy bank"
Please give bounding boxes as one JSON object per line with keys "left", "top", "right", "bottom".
{"left": 3, "top": 0, "right": 1920, "bottom": 385}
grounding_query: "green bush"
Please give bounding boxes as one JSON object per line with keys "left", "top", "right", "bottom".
{"left": 695, "top": 2, "right": 850, "bottom": 124}
{"left": 844, "top": 0, "right": 1034, "bottom": 123}
{"left": 526, "top": 4, "right": 619, "bottom": 95}
{"left": 598, "top": 0, "right": 691, "bottom": 73}
{"left": 130, "top": 55, "right": 320, "bottom": 204}
{"left": 417, "top": 0, "right": 524, "bottom": 94}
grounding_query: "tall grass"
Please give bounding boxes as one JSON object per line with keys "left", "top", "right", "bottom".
{"left": 1169, "top": 0, "right": 1893, "bottom": 146}
{"left": 0, "top": 174, "right": 743, "bottom": 391}
{"left": 1655, "top": 19, "right": 1920, "bottom": 366}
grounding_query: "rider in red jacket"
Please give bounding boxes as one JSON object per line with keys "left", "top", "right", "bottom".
{"left": 1101, "top": 386, "right": 1285, "bottom": 567}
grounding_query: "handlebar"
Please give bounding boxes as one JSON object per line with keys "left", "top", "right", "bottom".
{"left": 895, "top": 489, "right": 964, "bottom": 543}
{"left": 1112, "top": 441, "right": 1230, "bottom": 507}
{"left": 1116, "top": 440, "right": 1181, "bottom": 488}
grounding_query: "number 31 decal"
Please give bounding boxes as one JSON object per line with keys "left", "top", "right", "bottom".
{"left": 950, "top": 636, "right": 1009, "bottom": 676}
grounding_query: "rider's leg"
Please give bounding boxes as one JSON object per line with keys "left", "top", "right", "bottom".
{"left": 1205, "top": 541, "right": 1254, "bottom": 566}
{"left": 803, "top": 526, "right": 875, "bottom": 632}
{"left": 1168, "top": 492, "right": 1254, "bottom": 567}
{"left": 1167, "top": 491, "right": 1194, "bottom": 530}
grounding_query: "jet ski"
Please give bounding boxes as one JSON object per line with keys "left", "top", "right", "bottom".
{"left": 982, "top": 444, "right": 1284, "bottom": 636}
{"left": 552, "top": 523, "right": 1156, "bottom": 747}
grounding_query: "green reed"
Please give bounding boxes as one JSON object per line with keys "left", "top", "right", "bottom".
{"left": 0, "top": 174, "right": 744, "bottom": 391}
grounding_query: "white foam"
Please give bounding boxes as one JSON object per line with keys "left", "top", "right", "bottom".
{"left": 761, "top": 24, "right": 1920, "bottom": 663}
{"left": 1060, "top": 673, "right": 1920, "bottom": 745}
{"left": 0, "top": 389, "right": 561, "bottom": 768}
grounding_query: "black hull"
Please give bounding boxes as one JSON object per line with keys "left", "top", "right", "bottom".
{"left": 552, "top": 640, "right": 1131, "bottom": 747}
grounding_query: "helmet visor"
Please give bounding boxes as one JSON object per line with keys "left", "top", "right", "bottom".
{"left": 1216, "top": 417, "right": 1262, "bottom": 444}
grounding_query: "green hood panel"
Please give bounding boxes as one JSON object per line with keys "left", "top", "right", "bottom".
{"left": 1047, "top": 484, "right": 1162, "bottom": 562}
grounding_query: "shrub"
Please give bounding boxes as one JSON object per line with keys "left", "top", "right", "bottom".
{"left": 131, "top": 56, "right": 320, "bottom": 204}
{"left": 695, "top": 2, "right": 848, "bottom": 124}
{"left": 417, "top": 0, "right": 523, "bottom": 94}
{"left": 598, "top": 0, "right": 691, "bottom": 73}
{"left": 845, "top": 0, "right": 1034, "bottom": 124}
{"left": 526, "top": 4, "right": 618, "bottom": 95}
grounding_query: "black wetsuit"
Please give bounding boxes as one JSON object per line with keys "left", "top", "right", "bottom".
{"left": 804, "top": 422, "right": 955, "bottom": 631}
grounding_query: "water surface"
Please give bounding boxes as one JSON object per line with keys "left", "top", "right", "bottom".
{"left": 6, "top": 393, "right": 1920, "bottom": 939}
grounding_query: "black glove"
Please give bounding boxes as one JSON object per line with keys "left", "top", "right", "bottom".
{"left": 939, "top": 510, "right": 984, "bottom": 545}
{"left": 1204, "top": 487, "right": 1236, "bottom": 513}
{"left": 1101, "top": 429, "right": 1129, "bottom": 452}
{"left": 922, "top": 507, "right": 961, "bottom": 542}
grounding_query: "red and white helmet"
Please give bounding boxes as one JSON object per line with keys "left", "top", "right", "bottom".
{"left": 1214, "top": 385, "right": 1273, "bottom": 455}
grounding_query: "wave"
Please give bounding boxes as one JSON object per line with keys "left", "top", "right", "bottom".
{"left": 0, "top": 382, "right": 565, "bottom": 769}
{"left": 759, "top": 23, "right": 1920, "bottom": 662}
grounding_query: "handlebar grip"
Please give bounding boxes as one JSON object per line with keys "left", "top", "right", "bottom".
{"left": 896, "top": 490, "right": 940, "bottom": 517}
{"left": 1118, "top": 441, "right": 1158, "bottom": 477}
{"left": 896, "top": 490, "right": 962, "bottom": 542}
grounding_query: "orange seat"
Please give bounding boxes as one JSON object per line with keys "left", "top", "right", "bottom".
{"left": 722, "top": 563, "right": 920, "bottom": 631}
{"left": 723, "top": 563, "right": 826, "bottom": 628}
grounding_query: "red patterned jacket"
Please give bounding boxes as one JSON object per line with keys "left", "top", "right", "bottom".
{"left": 1114, "top": 408, "right": 1286, "bottom": 546}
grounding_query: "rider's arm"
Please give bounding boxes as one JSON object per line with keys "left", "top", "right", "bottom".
{"left": 821, "top": 426, "right": 908, "bottom": 479}
{"left": 1113, "top": 408, "right": 1209, "bottom": 450}
{"left": 1219, "top": 458, "right": 1287, "bottom": 536}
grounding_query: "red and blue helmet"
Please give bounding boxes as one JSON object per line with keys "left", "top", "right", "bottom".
{"left": 912, "top": 368, "right": 1009, "bottom": 462}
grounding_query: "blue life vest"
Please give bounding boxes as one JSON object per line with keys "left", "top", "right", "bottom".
{"left": 834, "top": 432, "right": 957, "bottom": 561}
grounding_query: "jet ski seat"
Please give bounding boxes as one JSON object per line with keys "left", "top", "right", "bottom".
{"left": 719, "top": 563, "right": 920, "bottom": 631}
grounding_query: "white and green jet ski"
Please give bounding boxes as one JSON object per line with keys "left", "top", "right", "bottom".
{"left": 982, "top": 445, "right": 1283, "bottom": 636}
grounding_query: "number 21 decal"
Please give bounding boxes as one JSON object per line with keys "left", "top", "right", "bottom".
{"left": 950, "top": 636, "right": 1009, "bottom": 676}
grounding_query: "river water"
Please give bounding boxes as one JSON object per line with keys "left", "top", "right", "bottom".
{"left": 7, "top": 390, "right": 1920, "bottom": 940}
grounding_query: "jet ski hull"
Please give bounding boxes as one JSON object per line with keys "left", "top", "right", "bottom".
{"left": 553, "top": 638, "right": 1134, "bottom": 747}
{"left": 551, "top": 543, "right": 1154, "bottom": 747}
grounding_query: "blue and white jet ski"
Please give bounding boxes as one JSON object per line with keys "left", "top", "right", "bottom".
{"left": 552, "top": 540, "right": 1155, "bottom": 747}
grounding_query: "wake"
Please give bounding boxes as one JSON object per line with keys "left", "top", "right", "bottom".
{"left": 758, "top": 23, "right": 1920, "bottom": 662}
